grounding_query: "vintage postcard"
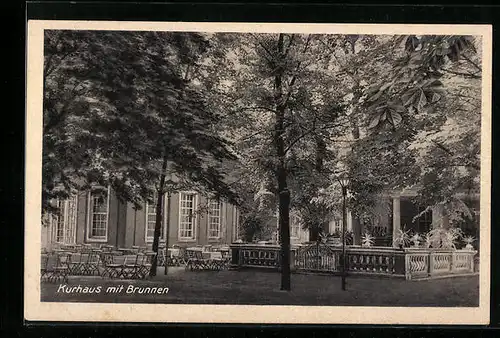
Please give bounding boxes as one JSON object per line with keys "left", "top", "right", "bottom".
{"left": 25, "top": 20, "right": 492, "bottom": 324}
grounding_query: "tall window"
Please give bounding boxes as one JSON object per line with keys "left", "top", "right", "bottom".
{"left": 208, "top": 200, "right": 222, "bottom": 239}
{"left": 88, "top": 187, "right": 109, "bottom": 240}
{"left": 234, "top": 208, "right": 240, "bottom": 241}
{"left": 179, "top": 192, "right": 197, "bottom": 240}
{"left": 416, "top": 206, "right": 432, "bottom": 233}
{"left": 53, "top": 195, "right": 77, "bottom": 243}
{"left": 290, "top": 214, "right": 301, "bottom": 238}
{"left": 145, "top": 193, "right": 165, "bottom": 242}
{"left": 329, "top": 219, "right": 342, "bottom": 235}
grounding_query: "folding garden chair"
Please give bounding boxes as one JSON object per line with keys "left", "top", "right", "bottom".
{"left": 101, "top": 254, "right": 127, "bottom": 279}
{"left": 67, "top": 252, "right": 83, "bottom": 275}
{"left": 78, "top": 252, "right": 95, "bottom": 275}
{"left": 208, "top": 251, "right": 226, "bottom": 271}
{"left": 41, "top": 252, "right": 70, "bottom": 283}
{"left": 157, "top": 247, "right": 166, "bottom": 267}
{"left": 122, "top": 254, "right": 141, "bottom": 279}
{"left": 185, "top": 250, "right": 209, "bottom": 271}
{"left": 86, "top": 251, "right": 102, "bottom": 276}
{"left": 134, "top": 252, "right": 156, "bottom": 279}
{"left": 41, "top": 253, "right": 50, "bottom": 280}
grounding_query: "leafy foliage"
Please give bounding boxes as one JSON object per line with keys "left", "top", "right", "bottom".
{"left": 427, "top": 227, "right": 464, "bottom": 249}
{"left": 343, "top": 34, "right": 481, "bottom": 226}
{"left": 43, "top": 30, "right": 239, "bottom": 212}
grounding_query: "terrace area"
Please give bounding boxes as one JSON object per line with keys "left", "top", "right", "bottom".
{"left": 41, "top": 266, "right": 479, "bottom": 306}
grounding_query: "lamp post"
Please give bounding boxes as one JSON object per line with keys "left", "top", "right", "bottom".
{"left": 337, "top": 175, "right": 350, "bottom": 291}
{"left": 163, "top": 177, "right": 179, "bottom": 275}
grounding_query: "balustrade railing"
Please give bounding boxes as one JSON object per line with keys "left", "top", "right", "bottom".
{"left": 230, "top": 244, "right": 296, "bottom": 270}
{"left": 229, "top": 243, "right": 477, "bottom": 280}
{"left": 405, "top": 251, "right": 429, "bottom": 279}
{"left": 347, "top": 247, "right": 405, "bottom": 277}
{"left": 295, "top": 243, "right": 340, "bottom": 273}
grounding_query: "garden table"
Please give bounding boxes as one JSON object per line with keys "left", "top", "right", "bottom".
{"left": 186, "top": 247, "right": 203, "bottom": 251}
{"left": 168, "top": 248, "right": 180, "bottom": 257}
{"left": 161, "top": 248, "right": 181, "bottom": 266}
{"left": 117, "top": 248, "right": 135, "bottom": 255}
{"left": 52, "top": 248, "right": 69, "bottom": 253}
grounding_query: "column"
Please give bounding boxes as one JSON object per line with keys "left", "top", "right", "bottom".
{"left": 392, "top": 196, "right": 401, "bottom": 247}
{"left": 347, "top": 210, "right": 353, "bottom": 232}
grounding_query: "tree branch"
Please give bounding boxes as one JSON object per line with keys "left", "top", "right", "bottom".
{"left": 252, "top": 35, "right": 275, "bottom": 64}
{"left": 461, "top": 54, "right": 482, "bottom": 72}
{"left": 442, "top": 68, "right": 481, "bottom": 79}
{"left": 283, "top": 34, "right": 296, "bottom": 59}
{"left": 282, "top": 35, "right": 312, "bottom": 106}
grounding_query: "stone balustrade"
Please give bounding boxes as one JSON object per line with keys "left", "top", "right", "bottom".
{"left": 229, "top": 244, "right": 297, "bottom": 270}
{"left": 229, "top": 243, "right": 477, "bottom": 280}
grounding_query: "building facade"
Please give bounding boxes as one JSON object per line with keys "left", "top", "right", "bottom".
{"left": 41, "top": 186, "right": 240, "bottom": 250}
{"left": 41, "top": 186, "right": 479, "bottom": 250}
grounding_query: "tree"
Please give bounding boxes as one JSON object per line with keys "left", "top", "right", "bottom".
{"left": 214, "top": 33, "right": 347, "bottom": 290}
{"left": 43, "top": 31, "right": 240, "bottom": 276}
{"left": 42, "top": 30, "right": 111, "bottom": 213}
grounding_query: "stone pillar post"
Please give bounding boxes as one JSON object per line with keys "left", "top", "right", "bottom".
{"left": 347, "top": 210, "right": 353, "bottom": 232}
{"left": 392, "top": 196, "right": 401, "bottom": 247}
{"left": 432, "top": 204, "right": 450, "bottom": 229}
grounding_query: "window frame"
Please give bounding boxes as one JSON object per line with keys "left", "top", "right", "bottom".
{"left": 207, "top": 199, "right": 223, "bottom": 240}
{"left": 290, "top": 213, "right": 301, "bottom": 239}
{"left": 178, "top": 191, "right": 198, "bottom": 242}
{"left": 234, "top": 208, "right": 240, "bottom": 241}
{"left": 86, "top": 186, "right": 110, "bottom": 242}
{"left": 416, "top": 205, "right": 433, "bottom": 233}
{"left": 51, "top": 195, "right": 78, "bottom": 244}
{"left": 145, "top": 193, "right": 167, "bottom": 243}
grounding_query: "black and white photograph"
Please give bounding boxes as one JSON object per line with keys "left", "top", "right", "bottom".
{"left": 25, "top": 21, "right": 491, "bottom": 324}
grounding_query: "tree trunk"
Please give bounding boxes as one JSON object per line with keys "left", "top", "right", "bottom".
{"left": 350, "top": 87, "right": 361, "bottom": 242}
{"left": 164, "top": 191, "right": 172, "bottom": 275}
{"left": 274, "top": 34, "right": 291, "bottom": 291}
{"left": 149, "top": 155, "right": 168, "bottom": 277}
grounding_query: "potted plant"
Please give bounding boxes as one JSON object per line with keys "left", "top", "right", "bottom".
{"left": 427, "top": 227, "right": 463, "bottom": 249}
{"left": 463, "top": 236, "right": 475, "bottom": 250}
{"left": 393, "top": 228, "right": 410, "bottom": 249}
{"left": 423, "top": 232, "right": 432, "bottom": 248}
{"left": 318, "top": 231, "right": 329, "bottom": 244}
{"left": 361, "top": 232, "right": 374, "bottom": 247}
{"left": 410, "top": 233, "right": 422, "bottom": 248}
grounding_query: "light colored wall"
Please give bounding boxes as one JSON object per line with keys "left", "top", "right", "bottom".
{"left": 120, "top": 192, "right": 238, "bottom": 248}
{"left": 41, "top": 219, "right": 50, "bottom": 250}
{"left": 75, "top": 191, "right": 87, "bottom": 244}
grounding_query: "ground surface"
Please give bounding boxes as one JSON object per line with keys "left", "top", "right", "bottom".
{"left": 41, "top": 267, "right": 479, "bottom": 306}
